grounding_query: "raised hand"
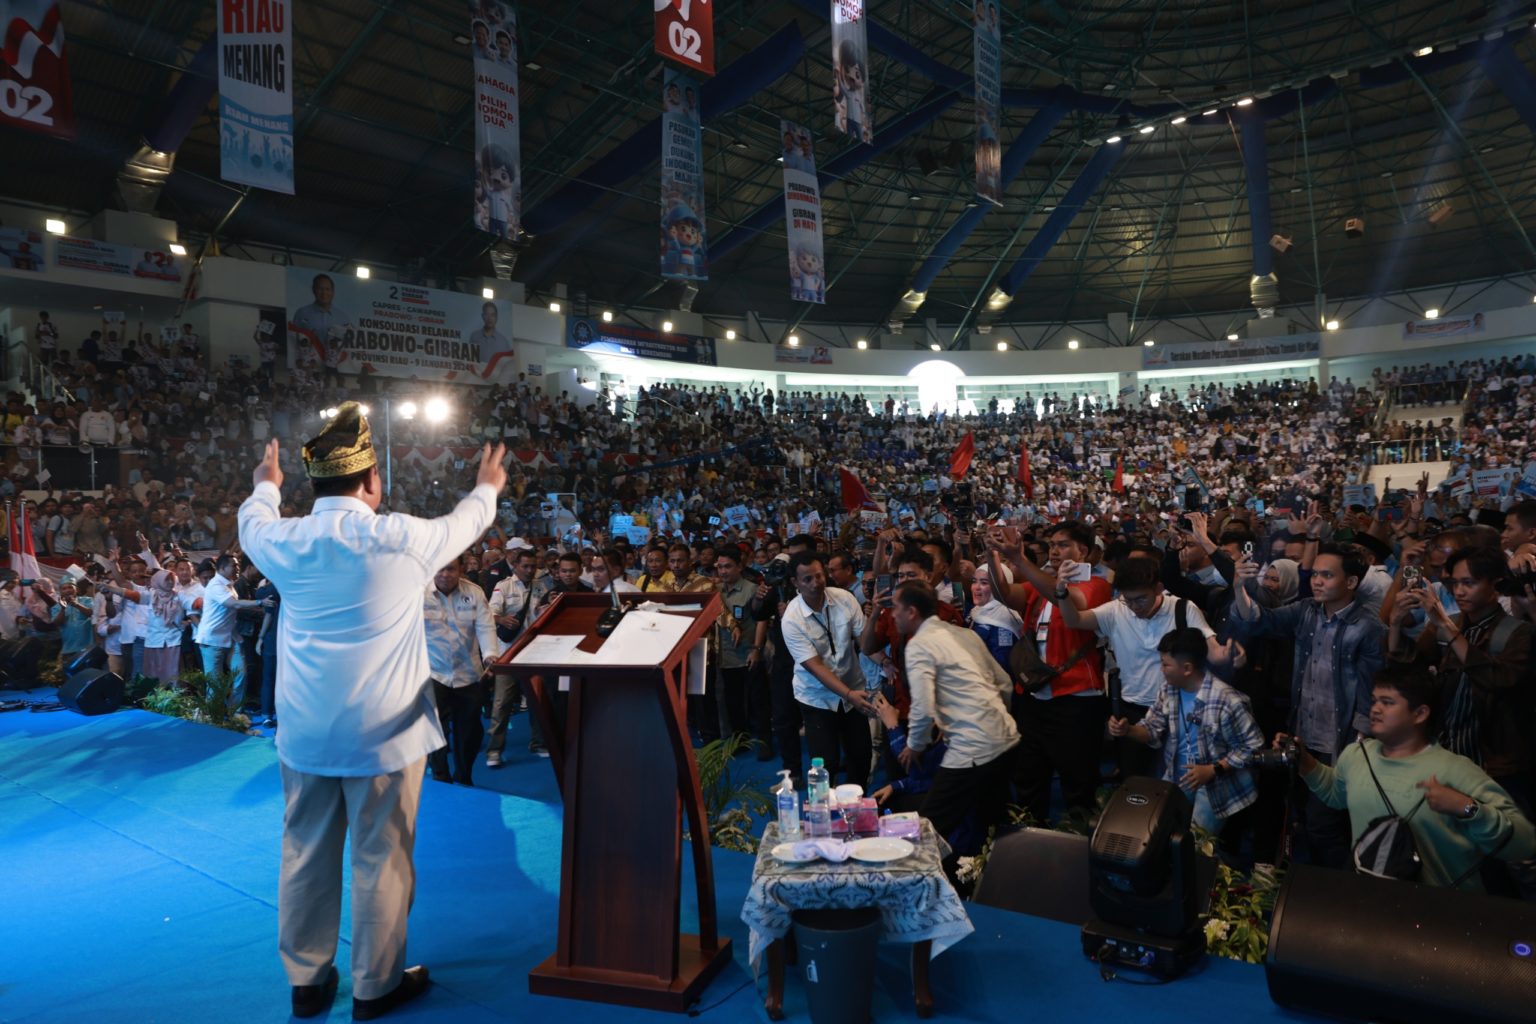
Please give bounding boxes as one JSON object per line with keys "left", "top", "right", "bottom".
{"left": 253, "top": 438, "right": 283, "bottom": 490}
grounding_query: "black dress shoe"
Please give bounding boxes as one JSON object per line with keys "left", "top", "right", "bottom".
{"left": 292, "top": 964, "right": 338, "bottom": 1018}
{"left": 352, "top": 965, "right": 430, "bottom": 1021}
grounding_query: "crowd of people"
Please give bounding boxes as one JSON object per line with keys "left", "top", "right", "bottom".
{"left": 6, "top": 320, "right": 1536, "bottom": 900}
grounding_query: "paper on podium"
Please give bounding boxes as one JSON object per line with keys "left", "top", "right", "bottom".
{"left": 591, "top": 609, "right": 694, "bottom": 664}
{"left": 513, "top": 633, "right": 586, "bottom": 665}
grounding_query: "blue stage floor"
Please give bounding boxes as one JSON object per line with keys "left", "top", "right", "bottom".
{"left": 0, "top": 697, "right": 1317, "bottom": 1023}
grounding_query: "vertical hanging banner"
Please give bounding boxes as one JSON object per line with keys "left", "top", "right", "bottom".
{"left": 830, "top": 0, "right": 871, "bottom": 144}
{"left": 217, "top": 0, "right": 294, "bottom": 194}
{"left": 0, "top": 0, "right": 76, "bottom": 138}
{"left": 470, "top": 1, "right": 520, "bottom": 241}
{"left": 973, "top": 1, "right": 1002, "bottom": 205}
{"left": 654, "top": 0, "right": 714, "bottom": 76}
{"left": 660, "top": 66, "right": 707, "bottom": 282}
{"left": 780, "top": 120, "right": 825, "bottom": 304}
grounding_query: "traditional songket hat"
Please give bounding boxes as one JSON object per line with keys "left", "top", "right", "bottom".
{"left": 302, "top": 401, "right": 377, "bottom": 479}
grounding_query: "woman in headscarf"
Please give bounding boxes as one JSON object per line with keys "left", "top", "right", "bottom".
{"left": 1257, "top": 557, "right": 1300, "bottom": 607}
{"left": 98, "top": 569, "right": 186, "bottom": 685}
{"left": 968, "top": 564, "right": 1024, "bottom": 671}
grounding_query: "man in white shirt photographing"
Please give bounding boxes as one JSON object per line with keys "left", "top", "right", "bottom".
{"left": 238, "top": 403, "right": 507, "bottom": 1021}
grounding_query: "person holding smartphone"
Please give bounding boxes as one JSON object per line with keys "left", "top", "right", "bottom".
{"left": 714, "top": 547, "right": 771, "bottom": 758}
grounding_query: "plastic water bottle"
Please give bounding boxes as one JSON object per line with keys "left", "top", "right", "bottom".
{"left": 805, "top": 758, "right": 831, "bottom": 838}
{"left": 775, "top": 770, "right": 802, "bottom": 841}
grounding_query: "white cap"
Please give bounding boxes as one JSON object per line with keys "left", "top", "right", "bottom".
{"left": 508, "top": 537, "right": 532, "bottom": 552}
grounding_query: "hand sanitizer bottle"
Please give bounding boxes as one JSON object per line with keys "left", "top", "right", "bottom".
{"left": 775, "top": 770, "right": 801, "bottom": 840}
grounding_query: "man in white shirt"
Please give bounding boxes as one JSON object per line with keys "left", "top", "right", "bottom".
{"left": 424, "top": 554, "right": 500, "bottom": 786}
{"left": 238, "top": 404, "right": 507, "bottom": 1021}
{"left": 486, "top": 547, "right": 546, "bottom": 763}
{"left": 194, "top": 553, "right": 264, "bottom": 708}
{"left": 78, "top": 399, "right": 116, "bottom": 446}
{"left": 893, "top": 580, "right": 1020, "bottom": 876}
{"left": 780, "top": 552, "right": 873, "bottom": 788}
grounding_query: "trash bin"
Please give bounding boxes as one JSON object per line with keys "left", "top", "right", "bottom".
{"left": 791, "top": 907, "right": 882, "bottom": 1024}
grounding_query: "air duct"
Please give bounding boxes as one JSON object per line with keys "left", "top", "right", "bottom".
{"left": 116, "top": 38, "right": 218, "bottom": 213}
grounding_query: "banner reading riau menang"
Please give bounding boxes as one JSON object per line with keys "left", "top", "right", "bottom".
{"left": 217, "top": 0, "right": 294, "bottom": 194}
{"left": 973, "top": 2, "right": 1001, "bottom": 205}
{"left": 471, "top": 0, "right": 520, "bottom": 241}
{"left": 780, "top": 119, "right": 825, "bottom": 304}
{"left": 661, "top": 66, "right": 707, "bottom": 281}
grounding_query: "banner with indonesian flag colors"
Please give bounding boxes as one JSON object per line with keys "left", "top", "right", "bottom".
{"left": 654, "top": 0, "right": 713, "bottom": 76}
{"left": 471, "top": 0, "right": 520, "bottom": 241}
{"left": 217, "top": 0, "right": 294, "bottom": 194}
{"left": 0, "top": 1, "right": 74, "bottom": 138}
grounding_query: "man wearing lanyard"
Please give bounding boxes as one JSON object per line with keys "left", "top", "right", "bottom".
{"left": 780, "top": 552, "right": 872, "bottom": 788}
{"left": 487, "top": 547, "right": 544, "bottom": 763}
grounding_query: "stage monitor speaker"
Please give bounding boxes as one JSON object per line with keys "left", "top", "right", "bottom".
{"left": 57, "top": 669, "right": 125, "bottom": 716}
{"left": 65, "top": 645, "right": 108, "bottom": 676}
{"left": 1266, "top": 864, "right": 1536, "bottom": 1024}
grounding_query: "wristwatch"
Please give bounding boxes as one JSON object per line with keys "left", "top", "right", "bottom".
{"left": 1459, "top": 799, "right": 1478, "bottom": 820}
{"left": 1212, "top": 761, "right": 1229, "bottom": 778}
{"left": 1054, "top": 585, "right": 1069, "bottom": 601}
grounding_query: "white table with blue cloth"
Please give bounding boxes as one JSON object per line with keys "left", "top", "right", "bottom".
{"left": 741, "top": 820, "right": 974, "bottom": 1019}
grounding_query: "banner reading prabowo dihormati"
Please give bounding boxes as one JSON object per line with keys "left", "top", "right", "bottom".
{"left": 780, "top": 119, "right": 825, "bottom": 304}
{"left": 973, "top": 1, "right": 1001, "bottom": 205}
{"left": 831, "top": 0, "right": 871, "bottom": 144}
{"left": 470, "top": 1, "right": 520, "bottom": 241}
{"left": 217, "top": 0, "right": 294, "bottom": 194}
{"left": 285, "top": 269, "right": 518, "bottom": 384}
{"left": 661, "top": 66, "right": 706, "bottom": 282}
{"left": 0, "top": 1, "right": 75, "bottom": 138}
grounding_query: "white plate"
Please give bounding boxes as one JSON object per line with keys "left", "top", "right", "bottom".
{"left": 772, "top": 842, "right": 818, "bottom": 863}
{"left": 848, "top": 837, "right": 914, "bottom": 863}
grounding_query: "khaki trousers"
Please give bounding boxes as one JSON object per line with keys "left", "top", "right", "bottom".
{"left": 278, "top": 758, "right": 424, "bottom": 1000}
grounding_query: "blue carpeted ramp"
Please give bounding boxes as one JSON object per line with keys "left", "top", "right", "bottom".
{"left": 0, "top": 704, "right": 1312, "bottom": 1023}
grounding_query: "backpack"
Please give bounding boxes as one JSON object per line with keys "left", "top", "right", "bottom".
{"left": 1352, "top": 740, "right": 1426, "bottom": 881}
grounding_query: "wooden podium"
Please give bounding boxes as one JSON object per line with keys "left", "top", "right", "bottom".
{"left": 493, "top": 591, "right": 733, "bottom": 1012}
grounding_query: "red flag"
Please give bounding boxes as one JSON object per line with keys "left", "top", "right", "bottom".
{"left": 1113, "top": 455, "right": 1125, "bottom": 494}
{"left": 1016, "top": 444, "right": 1034, "bottom": 499}
{"left": 5, "top": 504, "right": 16, "bottom": 571}
{"left": 949, "top": 430, "right": 975, "bottom": 481}
{"left": 838, "top": 466, "right": 878, "bottom": 514}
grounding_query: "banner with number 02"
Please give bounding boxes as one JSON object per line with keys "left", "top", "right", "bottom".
{"left": 0, "top": 0, "right": 76, "bottom": 138}
{"left": 654, "top": 0, "right": 714, "bottom": 76}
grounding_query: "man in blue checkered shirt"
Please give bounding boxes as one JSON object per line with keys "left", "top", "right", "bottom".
{"left": 1110, "top": 627, "right": 1265, "bottom": 834}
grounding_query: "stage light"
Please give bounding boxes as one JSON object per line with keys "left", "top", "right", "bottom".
{"left": 358, "top": 404, "right": 371, "bottom": 416}
{"left": 1106, "top": 135, "right": 1123, "bottom": 144}
{"left": 930, "top": 343, "right": 941, "bottom": 351}
{"left": 1414, "top": 46, "right": 1434, "bottom": 57}
{"left": 1326, "top": 320, "right": 1340, "bottom": 331}
{"left": 997, "top": 341, "right": 1008, "bottom": 351}
{"left": 482, "top": 287, "right": 495, "bottom": 299}
{"left": 1171, "top": 116, "right": 1187, "bottom": 125}
{"left": 355, "top": 266, "right": 370, "bottom": 279}
{"left": 45, "top": 218, "right": 65, "bottom": 234}
{"left": 1236, "top": 97, "right": 1254, "bottom": 106}
{"left": 424, "top": 397, "right": 450, "bottom": 423}
{"left": 1227, "top": 333, "right": 1239, "bottom": 341}
{"left": 398, "top": 401, "right": 418, "bottom": 420}
{"left": 549, "top": 301, "right": 561, "bottom": 313}
{"left": 601, "top": 310, "right": 614, "bottom": 322}
{"left": 856, "top": 339, "right": 867, "bottom": 349}
{"left": 1068, "top": 339, "right": 1079, "bottom": 350}
{"left": 1139, "top": 125, "right": 1155, "bottom": 134}
{"left": 1424, "top": 308, "right": 1440, "bottom": 319}
{"left": 787, "top": 334, "right": 799, "bottom": 347}
{"left": 662, "top": 320, "right": 673, "bottom": 332}
{"left": 169, "top": 243, "right": 187, "bottom": 256}
{"left": 725, "top": 328, "right": 736, "bottom": 339}
{"left": 1144, "top": 339, "right": 1155, "bottom": 347}
{"left": 320, "top": 407, "right": 338, "bottom": 419}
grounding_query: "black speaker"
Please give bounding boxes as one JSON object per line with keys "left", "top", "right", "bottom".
{"left": 65, "top": 646, "right": 108, "bottom": 676}
{"left": 56, "top": 670, "right": 125, "bottom": 716}
{"left": 1266, "top": 864, "right": 1536, "bottom": 1024}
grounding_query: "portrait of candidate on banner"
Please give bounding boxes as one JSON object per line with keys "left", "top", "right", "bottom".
{"left": 832, "top": 0, "right": 872, "bottom": 144}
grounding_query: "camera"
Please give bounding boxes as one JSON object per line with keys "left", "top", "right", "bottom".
{"left": 1497, "top": 569, "right": 1536, "bottom": 597}
{"left": 763, "top": 553, "right": 791, "bottom": 586}
{"left": 1253, "top": 736, "right": 1298, "bottom": 772}
{"left": 949, "top": 482, "right": 975, "bottom": 533}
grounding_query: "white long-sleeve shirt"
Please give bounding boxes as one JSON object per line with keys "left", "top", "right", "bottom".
{"left": 903, "top": 616, "right": 1019, "bottom": 769}
{"left": 424, "top": 580, "right": 500, "bottom": 688}
{"left": 238, "top": 480, "right": 496, "bottom": 776}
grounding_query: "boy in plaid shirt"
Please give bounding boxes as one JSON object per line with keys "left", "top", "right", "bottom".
{"left": 1109, "top": 627, "right": 1265, "bottom": 833}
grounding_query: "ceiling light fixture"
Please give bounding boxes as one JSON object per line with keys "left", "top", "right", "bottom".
{"left": 1326, "top": 319, "right": 1340, "bottom": 330}
{"left": 996, "top": 341, "right": 1008, "bottom": 351}
{"left": 355, "top": 266, "right": 370, "bottom": 279}
{"left": 1236, "top": 97, "right": 1254, "bottom": 106}
{"left": 930, "top": 343, "right": 941, "bottom": 351}
{"left": 1202, "top": 108, "right": 1217, "bottom": 115}
{"left": 1139, "top": 124, "right": 1155, "bottom": 134}
{"left": 787, "top": 334, "right": 799, "bottom": 346}
{"left": 725, "top": 328, "right": 736, "bottom": 339}
{"left": 548, "top": 300, "right": 561, "bottom": 313}
{"left": 1424, "top": 308, "right": 1440, "bottom": 319}
{"left": 856, "top": 339, "right": 867, "bottom": 349}
{"left": 1067, "top": 339, "right": 1079, "bottom": 350}
{"left": 1171, "top": 116, "right": 1187, "bottom": 125}
{"left": 169, "top": 243, "right": 187, "bottom": 255}
{"left": 662, "top": 320, "right": 674, "bottom": 332}
{"left": 1413, "top": 46, "right": 1434, "bottom": 57}
{"left": 45, "top": 218, "right": 66, "bottom": 234}
{"left": 1227, "top": 332, "right": 1239, "bottom": 341}
{"left": 602, "top": 310, "right": 614, "bottom": 322}
{"left": 1143, "top": 338, "right": 1155, "bottom": 346}
{"left": 1105, "top": 134, "right": 1123, "bottom": 144}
